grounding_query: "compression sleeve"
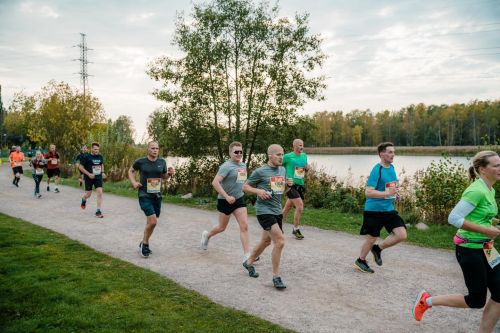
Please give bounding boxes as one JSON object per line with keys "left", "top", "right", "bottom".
{"left": 448, "top": 200, "right": 476, "bottom": 228}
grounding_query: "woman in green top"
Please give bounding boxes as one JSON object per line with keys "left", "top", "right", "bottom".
{"left": 413, "top": 151, "right": 500, "bottom": 332}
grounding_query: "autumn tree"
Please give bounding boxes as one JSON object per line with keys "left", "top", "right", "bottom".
{"left": 147, "top": 0, "right": 326, "bottom": 163}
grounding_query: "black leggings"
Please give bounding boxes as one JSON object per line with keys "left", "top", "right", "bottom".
{"left": 33, "top": 174, "right": 43, "bottom": 194}
{"left": 456, "top": 245, "right": 500, "bottom": 308}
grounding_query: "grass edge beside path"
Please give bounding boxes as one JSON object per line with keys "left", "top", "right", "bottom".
{"left": 0, "top": 213, "right": 292, "bottom": 333}
{"left": 21, "top": 172, "right": 472, "bottom": 251}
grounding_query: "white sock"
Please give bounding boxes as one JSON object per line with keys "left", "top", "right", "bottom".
{"left": 426, "top": 297, "right": 433, "bottom": 307}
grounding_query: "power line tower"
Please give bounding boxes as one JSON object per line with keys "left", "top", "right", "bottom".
{"left": 73, "top": 33, "right": 92, "bottom": 105}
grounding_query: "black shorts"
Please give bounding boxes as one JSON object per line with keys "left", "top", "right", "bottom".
{"left": 456, "top": 246, "right": 500, "bottom": 306}
{"left": 257, "top": 214, "right": 283, "bottom": 232}
{"left": 84, "top": 177, "right": 103, "bottom": 191}
{"left": 360, "top": 211, "right": 406, "bottom": 237}
{"left": 286, "top": 185, "right": 305, "bottom": 200}
{"left": 217, "top": 196, "right": 247, "bottom": 215}
{"left": 46, "top": 168, "right": 60, "bottom": 178}
{"left": 139, "top": 196, "right": 162, "bottom": 217}
{"left": 12, "top": 166, "right": 23, "bottom": 175}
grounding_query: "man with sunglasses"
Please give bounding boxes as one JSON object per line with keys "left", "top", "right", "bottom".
{"left": 201, "top": 142, "right": 253, "bottom": 264}
{"left": 282, "top": 138, "right": 310, "bottom": 239}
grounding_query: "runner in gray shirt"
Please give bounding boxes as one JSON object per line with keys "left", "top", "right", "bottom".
{"left": 242, "top": 144, "right": 291, "bottom": 289}
{"left": 201, "top": 142, "right": 253, "bottom": 264}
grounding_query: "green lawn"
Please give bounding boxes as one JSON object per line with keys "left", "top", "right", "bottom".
{"left": 0, "top": 213, "right": 292, "bottom": 333}
{"left": 23, "top": 171, "right": 497, "bottom": 251}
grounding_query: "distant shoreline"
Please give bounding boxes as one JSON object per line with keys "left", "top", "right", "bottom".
{"left": 304, "top": 146, "right": 498, "bottom": 156}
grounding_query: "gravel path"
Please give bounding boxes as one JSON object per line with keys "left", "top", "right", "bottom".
{"left": 0, "top": 165, "right": 492, "bottom": 333}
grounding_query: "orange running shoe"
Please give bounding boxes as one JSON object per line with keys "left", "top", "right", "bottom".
{"left": 413, "top": 289, "right": 431, "bottom": 321}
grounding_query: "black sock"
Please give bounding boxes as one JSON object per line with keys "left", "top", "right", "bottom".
{"left": 358, "top": 258, "right": 367, "bottom": 263}
{"left": 373, "top": 244, "right": 381, "bottom": 252}
{"left": 14, "top": 178, "right": 19, "bottom": 185}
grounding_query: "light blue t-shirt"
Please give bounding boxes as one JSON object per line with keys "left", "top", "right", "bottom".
{"left": 246, "top": 165, "right": 287, "bottom": 215}
{"left": 216, "top": 160, "right": 247, "bottom": 200}
{"left": 364, "top": 163, "right": 398, "bottom": 212}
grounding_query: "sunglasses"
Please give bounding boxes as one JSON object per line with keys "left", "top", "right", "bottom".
{"left": 233, "top": 150, "right": 243, "bottom": 155}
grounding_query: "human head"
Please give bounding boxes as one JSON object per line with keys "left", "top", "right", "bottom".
{"left": 228, "top": 141, "right": 243, "bottom": 162}
{"left": 468, "top": 151, "right": 500, "bottom": 182}
{"left": 49, "top": 144, "right": 56, "bottom": 152}
{"left": 377, "top": 142, "right": 395, "bottom": 165}
{"left": 91, "top": 142, "right": 100, "bottom": 155}
{"left": 35, "top": 150, "right": 43, "bottom": 159}
{"left": 15, "top": 146, "right": 21, "bottom": 152}
{"left": 267, "top": 144, "right": 284, "bottom": 167}
{"left": 147, "top": 141, "right": 159, "bottom": 158}
{"left": 81, "top": 145, "right": 88, "bottom": 153}
{"left": 293, "top": 139, "right": 304, "bottom": 154}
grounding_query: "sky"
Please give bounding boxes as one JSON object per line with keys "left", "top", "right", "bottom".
{"left": 1, "top": 0, "right": 500, "bottom": 141}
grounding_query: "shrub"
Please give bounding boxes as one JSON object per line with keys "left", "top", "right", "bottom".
{"left": 414, "top": 157, "right": 469, "bottom": 224}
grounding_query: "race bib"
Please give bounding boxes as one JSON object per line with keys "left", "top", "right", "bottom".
{"left": 236, "top": 168, "right": 247, "bottom": 183}
{"left": 35, "top": 168, "right": 44, "bottom": 175}
{"left": 483, "top": 241, "right": 500, "bottom": 269}
{"left": 147, "top": 178, "right": 161, "bottom": 193}
{"left": 92, "top": 165, "right": 102, "bottom": 175}
{"left": 385, "top": 181, "right": 397, "bottom": 199}
{"left": 51, "top": 159, "right": 58, "bottom": 165}
{"left": 270, "top": 176, "right": 285, "bottom": 194}
{"left": 294, "top": 167, "right": 305, "bottom": 179}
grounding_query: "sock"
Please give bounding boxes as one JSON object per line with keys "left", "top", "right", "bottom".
{"left": 373, "top": 244, "right": 382, "bottom": 252}
{"left": 426, "top": 297, "right": 432, "bottom": 307}
{"left": 358, "top": 258, "right": 367, "bottom": 263}
{"left": 15, "top": 177, "right": 19, "bottom": 185}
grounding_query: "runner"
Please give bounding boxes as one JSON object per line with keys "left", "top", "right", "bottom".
{"left": 9, "top": 146, "right": 24, "bottom": 187}
{"left": 128, "top": 141, "right": 175, "bottom": 258}
{"left": 354, "top": 142, "right": 407, "bottom": 273}
{"left": 74, "top": 145, "right": 88, "bottom": 187}
{"left": 242, "top": 144, "right": 291, "bottom": 289}
{"left": 44, "top": 144, "right": 61, "bottom": 193}
{"left": 413, "top": 151, "right": 500, "bottom": 332}
{"left": 30, "top": 151, "right": 46, "bottom": 198}
{"left": 78, "top": 142, "right": 105, "bottom": 218}
{"left": 200, "top": 142, "right": 252, "bottom": 263}
{"left": 282, "top": 138, "right": 310, "bottom": 240}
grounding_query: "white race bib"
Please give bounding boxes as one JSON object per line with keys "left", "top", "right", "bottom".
{"left": 385, "top": 181, "right": 397, "bottom": 199}
{"left": 51, "top": 159, "right": 58, "bottom": 165}
{"left": 35, "top": 168, "right": 44, "bottom": 175}
{"left": 270, "top": 176, "right": 285, "bottom": 194}
{"left": 294, "top": 167, "right": 305, "bottom": 179}
{"left": 92, "top": 165, "right": 102, "bottom": 175}
{"left": 147, "top": 178, "right": 161, "bottom": 193}
{"left": 236, "top": 168, "right": 247, "bottom": 183}
{"left": 484, "top": 241, "right": 500, "bottom": 269}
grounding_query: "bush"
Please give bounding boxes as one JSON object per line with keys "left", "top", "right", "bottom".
{"left": 165, "top": 156, "right": 220, "bottom": 197}
{"left": 414, "top": 157, "right": 469, "bottom": 224}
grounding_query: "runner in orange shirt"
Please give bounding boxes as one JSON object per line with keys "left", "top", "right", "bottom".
{"left": 9, "top": 146, "right": 24, "bottom": 187}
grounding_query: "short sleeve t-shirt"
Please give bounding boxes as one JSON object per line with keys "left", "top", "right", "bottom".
{"left": 246, "top": 164, "right": 286, "bottom": 215}
{"left": 31, "top": 158, "right": 47, "bottom": 174}
{"left": 132, "top": 157, "right": 167, "bottom": 198}
{"left": 9, "top": 151, "right": 24, "bottom": 168}
{"left": 364, "top": 163, "right": 398, "bottom": 212}
{"left": 75, "top": 153, "right": 87, "bottom": 164}
{"left": 282, "top": 152, "right": 307, "bottom": 186}
{"left": 458, "top": 179, "right": 498, "bottom": 249}
{"left": 216, "top": 160, "right": 247, "bottom": 200}
{"left": 44, "top": 151, "right": 60, "bottom": 169}
{"left": 81, "top": 154, "right": 104, "bottom": 180}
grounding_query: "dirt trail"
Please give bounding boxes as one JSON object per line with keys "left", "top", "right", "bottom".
{"left": 0, "top": 165, "right": 490, "bottom": 332}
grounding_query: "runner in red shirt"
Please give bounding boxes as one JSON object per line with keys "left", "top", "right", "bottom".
{"left": 44, "top": 144, "right": 61, "bottom": 193}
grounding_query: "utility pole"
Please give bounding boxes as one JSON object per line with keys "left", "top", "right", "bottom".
{"left": 73, "top": 33, "right": 92, "bottom": 110}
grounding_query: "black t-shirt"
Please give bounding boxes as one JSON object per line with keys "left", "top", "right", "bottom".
{"left": 81, "top": 153, "right": 104, "bottom": 179}
{"left": 132, "top": 157, "right": 167, "bottom": 197}
{"left": 74, "top": 152, "right": 87, "bottom": 164}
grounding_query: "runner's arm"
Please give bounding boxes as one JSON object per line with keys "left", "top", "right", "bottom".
{"left": 243, "top": 182, "right": 271, "bottom": 200}
{"left": 212, "top": 175, "right": 231, "bottom": 199}
{"left": 449, "top": 199, "right": 500, "bottom": 238}
{"left": 78, "top": 164, "right": 92, "bottom": 178}
{"left": 365, "top": 186, "right": 395, "bottom": 198}
{"left": 128, "top": 167, "right": 142, "bottom": 189}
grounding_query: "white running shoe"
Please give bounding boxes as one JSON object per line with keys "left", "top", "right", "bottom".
{"left": 201, "top": 230, "right": 209, "bottom": 250}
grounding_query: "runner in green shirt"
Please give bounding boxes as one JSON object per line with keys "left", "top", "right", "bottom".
{"left": 413, "top": 151, "right": 500, "bottom": 332}
{"left": 282, "top": 139, "right": 310, "bottom": 239}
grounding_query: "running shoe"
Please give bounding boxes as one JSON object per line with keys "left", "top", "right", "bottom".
{"left": 371, "top": 244, "right": 383, "bottom": 266}
{"left": 243, "top": 253, "right": 260, "bottom": 264}
{"left": 413, "top": 290, "right": 431, "bottom": 321}
{"left": 81, "top": 199, "right": 86, "bottom": 209}
{"left": 201, "top": 230, "right": 209, "bottom": 250}
{"left": 354, "top": 258, "right": 374, "bottom": 273}
{"left": 242, "top": 260, "right": 259, "bottom": 278}
{"left": 139, "top": 242, "right": 151, "bottom": 258}
{"left": 54, "top": 188, "right": 60, "bottom": 193}
{"left": 292, "top": 229, "right": 304, "bottom": 240}
{"left": 36, "top": 194, "right": 42, "bottom": 199}
{"left": 272, "top": 276, "right": 286, "bottom": 289}
{"left": 47, "top": 186, "right": 50, "bottom": 192}
{"left": 79, "top": 179, "right": 83, "bottom": 187}
{"left": 95, "top": 210, "right": 104, "bottom": 218}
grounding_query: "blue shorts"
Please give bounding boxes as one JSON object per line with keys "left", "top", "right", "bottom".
{"left": 139, "top": 196, "right": 162, "bottom": 217}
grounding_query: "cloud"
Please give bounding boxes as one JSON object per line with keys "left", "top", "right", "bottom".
{"left": 126, "top": 12, "right": 156, "bottom": 24}
{"left": 377, "top": 6, "right": 394, "bottom": 17}
{"left": 20, "top": 2, "right": 59, "bottom": 18}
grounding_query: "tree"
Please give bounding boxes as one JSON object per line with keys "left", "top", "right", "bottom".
{"left": 147, "top": 0, "right": 326, "bottom": 163}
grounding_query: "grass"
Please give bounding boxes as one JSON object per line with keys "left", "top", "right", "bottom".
{"left": 0, "top": 213, "right": 292, "bottom": 333}
{"left": 23, "top": 171, "right": 494, "bottom": 252}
